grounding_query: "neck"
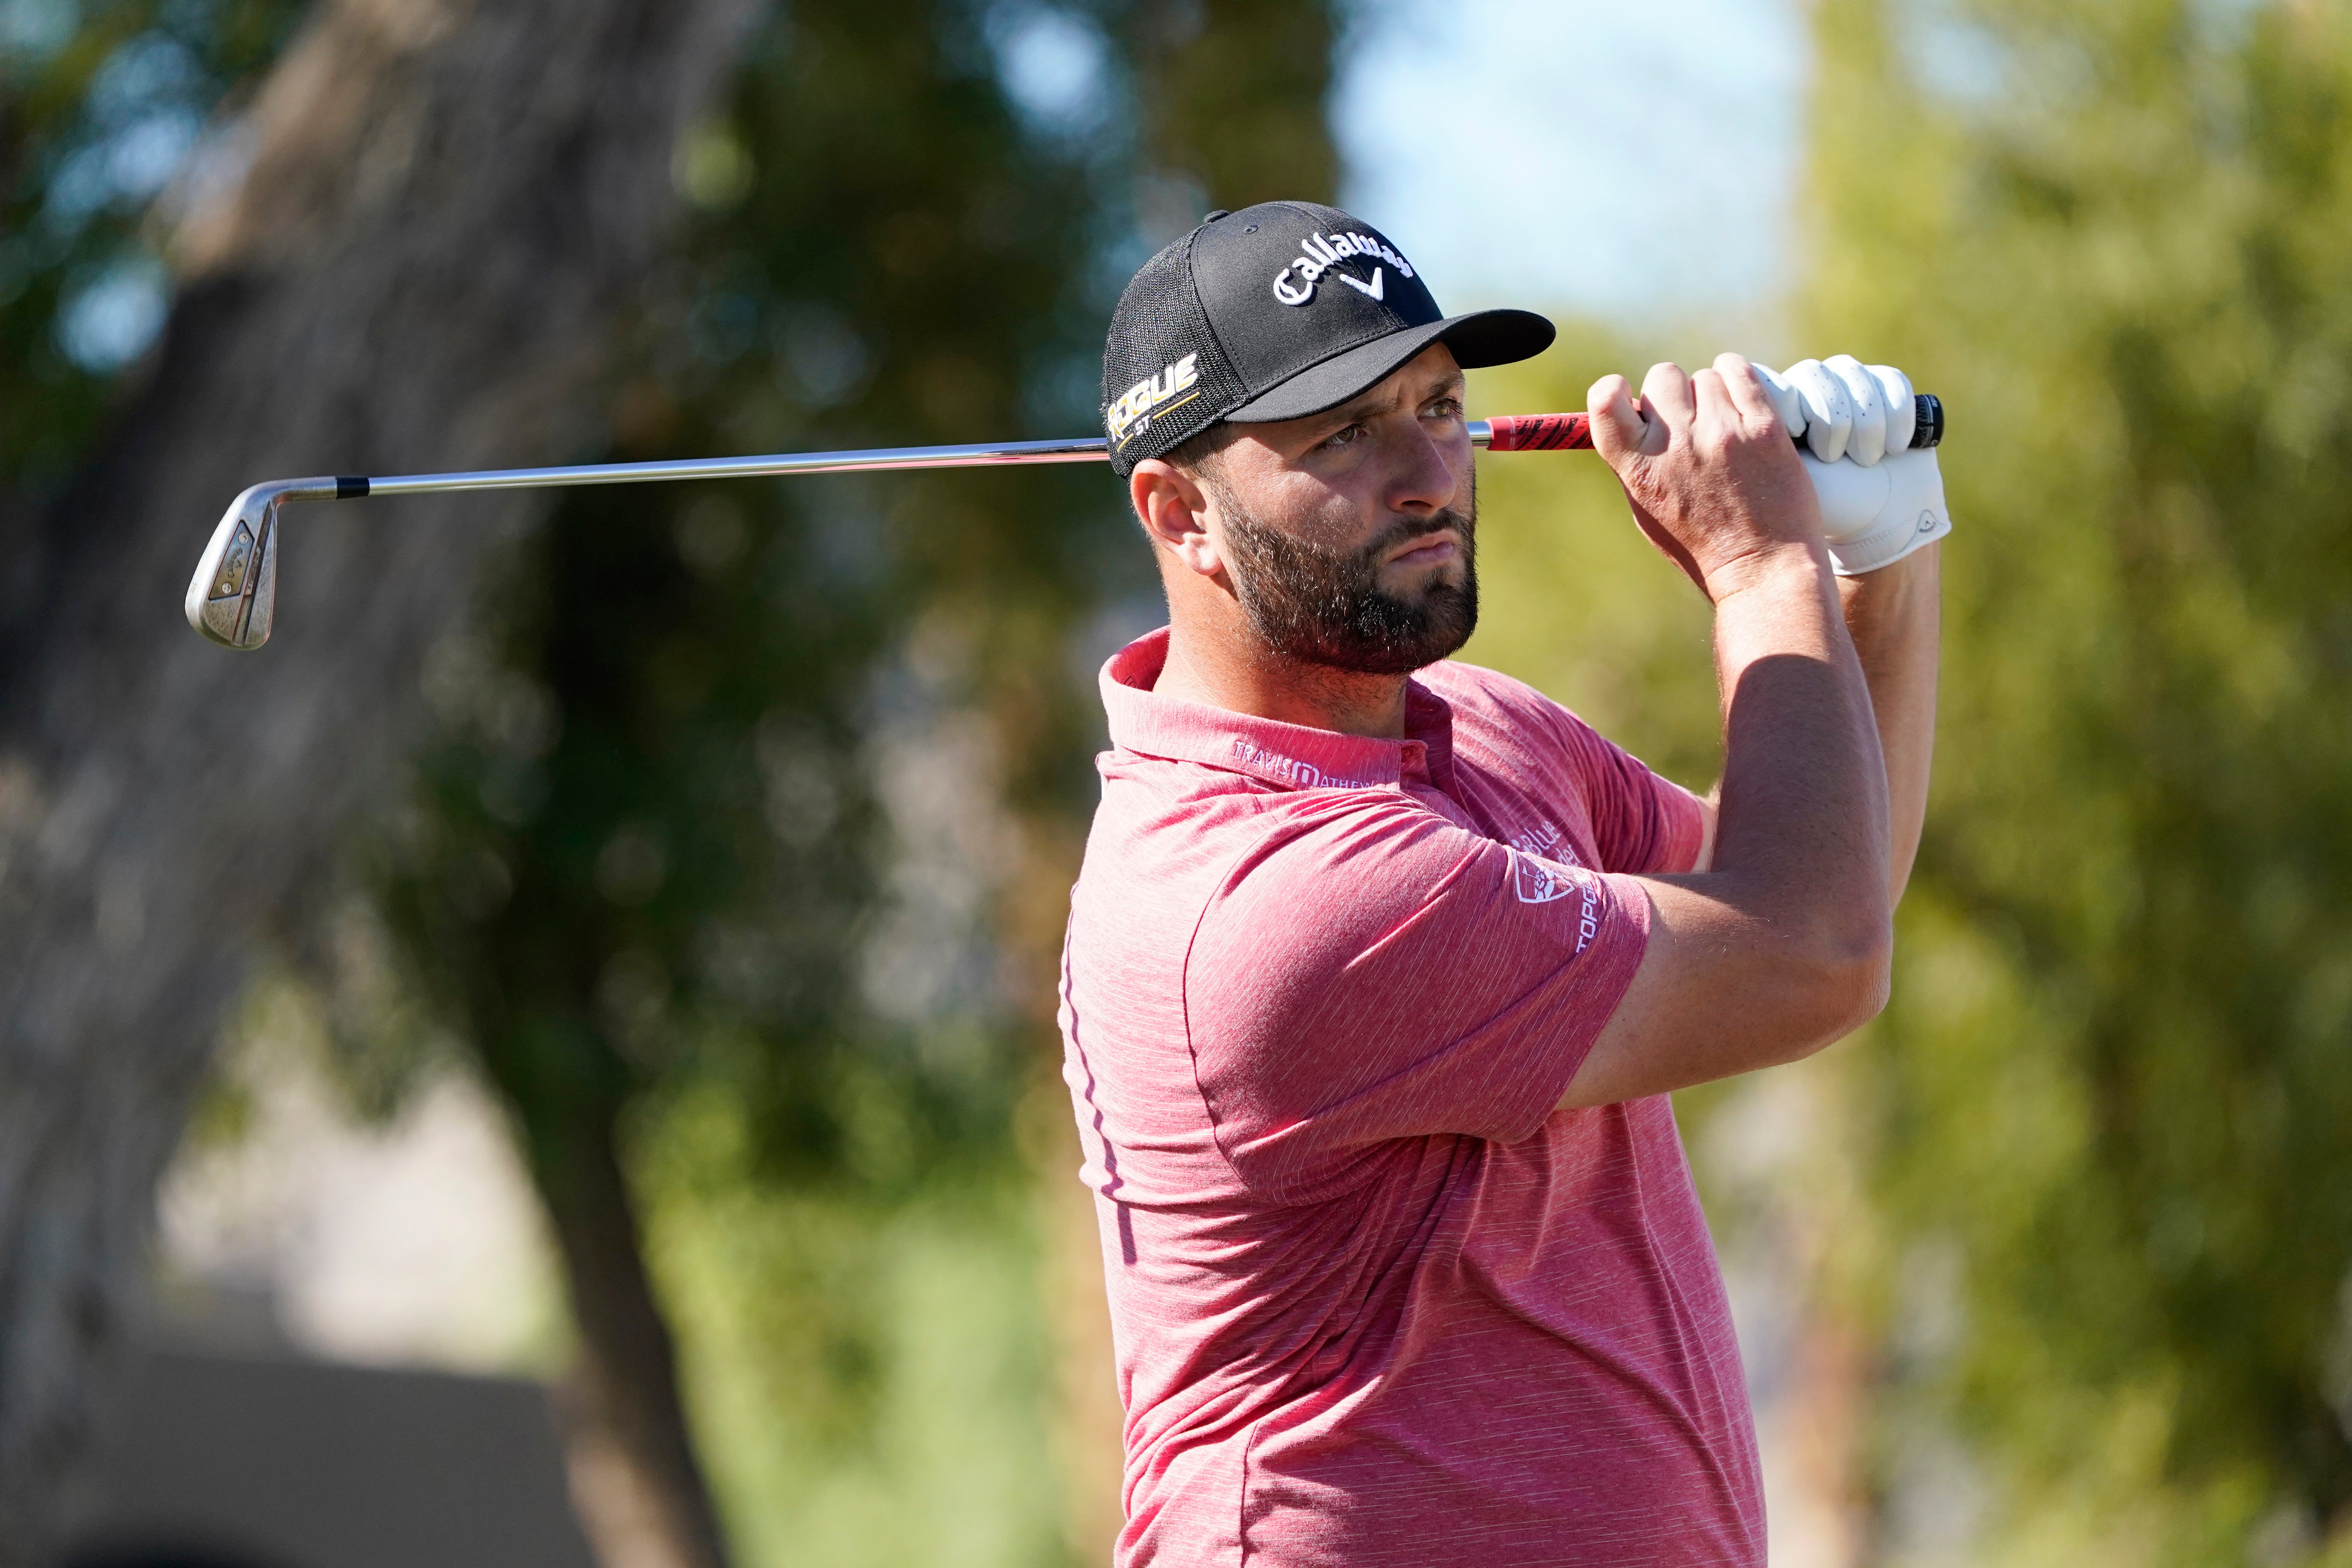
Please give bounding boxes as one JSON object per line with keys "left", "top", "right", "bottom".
{"left": 1154, "top": 619, "right": 1412, "bottom": 739}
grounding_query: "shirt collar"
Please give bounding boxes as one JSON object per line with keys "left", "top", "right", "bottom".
{"left": 1100, "top": 627, "right": 1455, "bottom": 792}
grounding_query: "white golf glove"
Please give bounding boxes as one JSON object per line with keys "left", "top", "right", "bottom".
{"left": 1755, "top": 356, "right": 1950, "bottom": 575}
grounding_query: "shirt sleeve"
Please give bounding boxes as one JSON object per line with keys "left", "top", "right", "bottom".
{"left": 1549, "top": 711, "right": 1708, "bottom": 876}
{"left": 1423, "top": 663, "right": 1706, "bottom": 876}
{"left": 1182, "top": 794, "right": 1651, "bottom": 1202}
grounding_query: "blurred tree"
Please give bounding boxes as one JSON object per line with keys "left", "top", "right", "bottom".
{"left": 363, "top": 3, "right": 1103, "bottom": 1559}
{"left": 1119, "top": 0, "right": 1339, "bottom": 225}
{"left": 0, "top": 0, "right": 760, "bottom": 1560}
{"left": 1795, "top": 1, "right": 2352, "bottom": 1559}
{"left": 356, "top": 2, "right": 1345, "bottom": 1566}
{"left": 0, "top": 0, "right": 299, "bottom": 494}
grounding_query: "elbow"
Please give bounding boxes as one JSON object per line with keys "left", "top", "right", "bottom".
{"left": 1826, "top": 922, "right": 1895, "bottom": 1039}
{"left": 1775, "top": 915, "right": 1893, "bottom": 1064}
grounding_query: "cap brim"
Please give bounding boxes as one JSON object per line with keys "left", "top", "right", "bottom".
{"left": 1223, "top": 308, "right": 1555, "bottom": 425}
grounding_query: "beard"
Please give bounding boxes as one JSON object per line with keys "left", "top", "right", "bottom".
{"left": 1212, "top": 479, "right": 1478, "bottom": 676}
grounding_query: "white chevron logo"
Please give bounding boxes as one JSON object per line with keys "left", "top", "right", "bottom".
{"left": 1269, "top": 232, "right": 1415, "bottom": 306}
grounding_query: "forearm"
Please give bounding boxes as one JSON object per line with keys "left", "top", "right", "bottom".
{"left": 1695, "top": 542, "right": 1892, "bottom": 981}
{"left": 1705, "top": 544, "right": 1892, "bottom": 957}
{"left": 1562, "top": 546, "right": 1892, "bottom": 1107}
{"left": 1837, "top": 543, "right": 1939, "bottom": 904}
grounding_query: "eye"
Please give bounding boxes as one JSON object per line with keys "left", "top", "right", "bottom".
{"left": 1317, "top": 421, "right": 1367, "bottom": 452}
{"left": 1423, "top": 394, "right": 1465, "bottom": 421}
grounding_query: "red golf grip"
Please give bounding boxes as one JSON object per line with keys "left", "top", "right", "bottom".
{"left": 1485, "top": 395, "right": 1943, "bottom": 455}
{"left": 1485, "top": 414, "right": 1593, "bottom": 452}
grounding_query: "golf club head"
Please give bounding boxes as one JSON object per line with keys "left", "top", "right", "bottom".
{"left": 187, "top": 478, "right": 343, "bottom": 648}
{"left": 185, "top": 485, "right": 289, "bottom": 649}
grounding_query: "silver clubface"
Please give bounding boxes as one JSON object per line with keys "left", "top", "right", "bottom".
{"left": 186, "top": 479, "right": 339, "bottom": 651}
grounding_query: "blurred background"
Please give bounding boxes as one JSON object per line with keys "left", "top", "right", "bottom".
{"left": 3, "top": 0, "right": 2350, "bottom": 1564}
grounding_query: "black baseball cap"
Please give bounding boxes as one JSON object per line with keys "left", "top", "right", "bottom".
{"left": 1099, "top": 200, "right": 1555, "bottom": 476}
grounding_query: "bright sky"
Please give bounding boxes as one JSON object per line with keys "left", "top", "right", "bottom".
{"left": 1333, "top": 0, "right": 1808, "bottom": 324}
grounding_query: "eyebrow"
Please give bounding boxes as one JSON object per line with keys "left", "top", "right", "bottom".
{"left": 1321, "top": 369, "right": 1468, "bottom": 432}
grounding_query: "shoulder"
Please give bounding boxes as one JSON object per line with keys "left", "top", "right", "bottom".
{"left": 1082, "top": 772, "right": 1473, "bottom": 932}
{"left": 1416, "top": 660, "right": 1620, "bottom": 777}
{"left": 1416, "top": 658, "right": 1555, "bottom": 719}
{"left": 1212, "top": 789, "right": 1482, "bottom": 901}
{"left": 1418, "top": 660, "right": 1603, "bottom": 742}
{"left": 1189, "top": 791, "right": 1503, "bottom": 991}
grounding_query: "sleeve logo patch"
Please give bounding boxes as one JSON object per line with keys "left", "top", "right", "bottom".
{"left": 1508, "top": 848, "right": 1602, "bottom": 952}
{"left": 1510, "top": 848, "right": 1573, "bottom": 905}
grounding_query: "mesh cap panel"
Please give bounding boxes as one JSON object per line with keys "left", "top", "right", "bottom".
{"left": 1100, "top": 233, "right": 1246, "bottom": 476}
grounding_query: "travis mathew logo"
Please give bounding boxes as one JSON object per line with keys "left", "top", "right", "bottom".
{"left": 1228, "top": 738, "right": 1375, "bottom": 791}
{"left": 1271, "top": 230, "right": 1416, "bottom": 306}
{"left": 1508, "top": 848, "right": 1602, "bottom": 953}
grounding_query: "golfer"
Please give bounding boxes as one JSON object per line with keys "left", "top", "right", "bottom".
{"left": 1059, "top": 201, "right": 1941, "bottom": 1565}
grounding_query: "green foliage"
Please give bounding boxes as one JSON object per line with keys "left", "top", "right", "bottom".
{"left": 1797, "top": 0, "right": 2352, "bottom": 1556}
{"left": 1116, "top": 0, "right": 1339, "bottom": 212}
{"left": 0, "top": 0, "right": 305, "bottom": 494}
{"left": 370, "top": 0, "right": 1117, "bottom": 1177}
{"left": 640, "top": 1084, "right": 1059, "bottom": 1568}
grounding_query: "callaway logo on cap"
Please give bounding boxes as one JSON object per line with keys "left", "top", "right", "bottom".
{"left": 1099, "top": 200, "right": 1556, "bottom": 475}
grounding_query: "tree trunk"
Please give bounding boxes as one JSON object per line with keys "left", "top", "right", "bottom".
{"left": 541, "top": 1110, "right": 731, "bottom": 1568}
{"left": 0, "top": 0, "right": 758, "bottom": 1559}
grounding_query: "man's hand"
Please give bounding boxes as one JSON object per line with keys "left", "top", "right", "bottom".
{"left": 1757, "top": 355, "right": 1911, "bottom": 465}
{"left": 1755, "top": 356, "right": 1952, "bottom": 576}
{"left": 1585, "top": 354, "right": 1824, "bottom": 598}
{"left": 1803, "top": 447, "right": 1951, "bottom": 575}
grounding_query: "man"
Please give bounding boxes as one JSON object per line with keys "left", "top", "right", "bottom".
{"left": 1059, "top": 200, "right": 1942, "bottom": 1565}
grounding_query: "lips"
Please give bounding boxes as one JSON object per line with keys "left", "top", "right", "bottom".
{"left": 1386, "top": 531, "right": 1461, "bottom": 570}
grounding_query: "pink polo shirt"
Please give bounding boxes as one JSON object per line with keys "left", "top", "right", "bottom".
{"left": 1058, "top": 628, "right": 1763, "bottom": 1566}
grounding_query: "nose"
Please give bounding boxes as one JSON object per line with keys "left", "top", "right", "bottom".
{"left": 1384, "top": 414, "right": 1465, "bottom": 517}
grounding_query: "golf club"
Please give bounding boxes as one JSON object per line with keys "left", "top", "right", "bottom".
{"left": 184, "top": 396, "right": 1944, "bottom": 650}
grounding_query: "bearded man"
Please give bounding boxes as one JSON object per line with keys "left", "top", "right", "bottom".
{"left": 1058, "top": 201, "right": 1943, "bottom": 1566}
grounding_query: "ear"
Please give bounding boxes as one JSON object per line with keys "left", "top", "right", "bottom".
{"left": 1129, "top": 459, "right": 1223, "bottom": 579}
